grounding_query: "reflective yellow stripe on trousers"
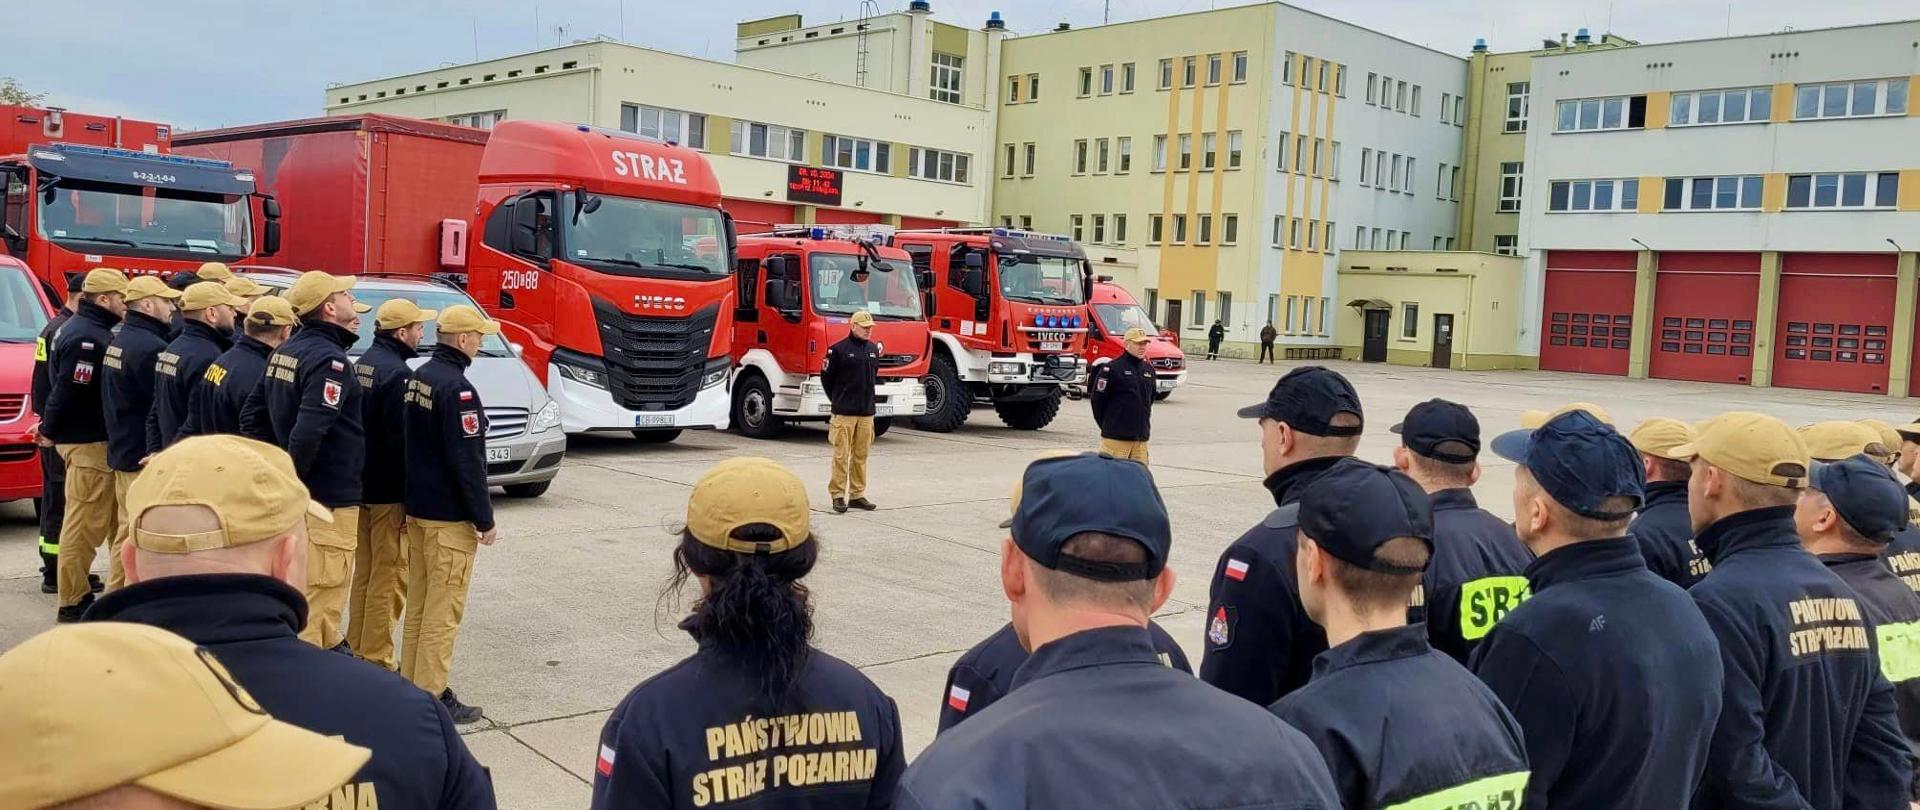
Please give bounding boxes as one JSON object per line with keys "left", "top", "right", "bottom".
{"left": 1877, "top": 620, "right": 1920, "bottom": 683}
{"left": 1384, "top": 771, "right": 1530, "bottom": 810}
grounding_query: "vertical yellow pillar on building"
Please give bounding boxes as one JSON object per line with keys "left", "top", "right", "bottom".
{"left": 1890, "top": 252, "right": 1919, "bottom": 398}
{"left": 1751, "top": 251, "right": 1783, "bottom": 387}
{"left": 796, "top": 206, "right": 818, "bottom": 226}
{"left": 1627, "top": 250, "right": 1656, "bottom": 379}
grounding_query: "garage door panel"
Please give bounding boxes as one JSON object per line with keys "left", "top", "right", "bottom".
{"left": 1774, "top": 254, "right": 1897, "bottom": 394}
{"left": 1649, "top": 254, "right": 1760, "bottom": 385}
{"left": 1541, "top": 251, "right": 1637, "bottom": 376}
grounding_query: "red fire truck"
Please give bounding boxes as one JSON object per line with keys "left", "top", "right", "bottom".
{"left": 728, "top": 227, "right": 929, "bottom": 438}
{"left": 174, "top": 115, "right": 736, "bottom": 442}
{"left": 1, "top": 105, "right": 279, "bottom": 297}
{"left": 888, "top": 228, "right": 1091, "bottom": 431}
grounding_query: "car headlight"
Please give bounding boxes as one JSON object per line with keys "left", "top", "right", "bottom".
{"left": 533, "top": 400, "right": 561, "bottom": 431}
{"left": 556, "top": 361, "right": 607, "bottom": 390}
{"left": 989, "top": 361, "right": 1024, "bottom": 375}
{"left": 701, "top": 368, "right": 729, "bottom": 389}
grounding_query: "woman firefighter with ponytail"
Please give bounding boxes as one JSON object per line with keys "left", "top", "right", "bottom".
{"left": 591, "top": 457, "right": 906, "bottom": 810}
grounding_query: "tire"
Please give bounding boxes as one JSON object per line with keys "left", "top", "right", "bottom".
{"left": 1153, "top": 390, "right": 1172, "bottom": 401}
{"left": 730, "top": 372, "right": 786, "bottom": 439}
{"left": 629, "top": 429, "right": 683, "bottom": 443}
{"left": 872, "top": 417, "right": 892, "bottom": 437}
{"left": 994, "top": 387, "right": 1063, "bottom": 430}
{"left": 912, "top": 353, "right": 969, "bottom": 432}
{"left": 502, "top": 480, "right": 551, "bottom": 498}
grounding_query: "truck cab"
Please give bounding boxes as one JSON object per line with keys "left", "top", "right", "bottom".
{"left": 727, "top": 227, "right": 929, "bottom": 438}
{"left": 1086, "top": 279, "right": 1187, "bottom": 400}
{"left": 888, "top": 228, "right": 1091, "bottom": 432}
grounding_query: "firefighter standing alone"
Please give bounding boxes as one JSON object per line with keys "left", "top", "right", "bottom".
{"left": 1089, "top": 327, "right": 1156, "bottom": 465}
{"left": 823, "top": 310, "right": 880, "bottom": 514}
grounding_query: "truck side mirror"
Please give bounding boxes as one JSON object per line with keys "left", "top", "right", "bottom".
{"left": 509, "top": 199, "right": 541, "bottom": 257}
{"left": 960, "top": 266, "right": 984, "bottom": 297}
{"left": 261, "top": 220, "right": 281, "bottom": 257}
{"left": 776, "top": 279, "right": 803, "bottom": 316}
{"left": 722, "top": 211, "right": 738, "bottom": 258}
{"left": 261, "top": 195, "right": 282, "bottom": 220}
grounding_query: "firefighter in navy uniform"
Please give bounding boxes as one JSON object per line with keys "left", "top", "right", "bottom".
{"left": 592, "top": 457, "right": 907, "bottom": 809}
{"left": 44, "top": 269, "right": 128, "bottom": 621}
{"left": 1388, "top": 398, "right": 1532, "bottom": 663}
{"left": 102, "top": 275, "right": 181, "bottom": 591}
{"left": 1201, "top": 366, "right": 1364, "bottom": 706}
{"left": 823, "top": 309, "right": 879, "bottom": 514}
{"left": 347, "top": 298, "right": 435, "bottom": 672}
{"left": 401, "top": 305, "right": 498, "bottom": 724}
{"left": 243, "top": 271, "right": 371, "bottom": 651}
{"left": 1088, "top": 327, "right": 1155, "bottom": 464}
{"left": 30, "top": 272, "right": 85, "bottom": 593}
{"left": 1679, "top": 412, "right": 1911, "bottom": 809}
{"left": 1890, "top": 419, "right": 1920, "bottom": 593}
{"left": 1627, "top": 417, "right": 1711, "bottom": 587}
{"left": 1475, "top": 409, "right": 1723, "bottom": 809}
{"left": 897, "top": 453, "right": 1340, "bottom": 809}
{"left": 1272, "top": 458, "right": 1531, "bottom": 809}
{"left": 1794, "top": 453, "right": 1920, "bottom": 801}
{"left": 150, "top": 282, "right": 240, "bottom": 449}
{"left": 224, "top": 275, "right": 271, "bottom": 342}
{"left": 183, "top": 296, "right": 295, "bottom": 440}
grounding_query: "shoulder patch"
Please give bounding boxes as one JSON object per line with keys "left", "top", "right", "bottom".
{"left": 461, "top": 410, "right": 481, "bottom": 437}
{"left": 596, "top": 744, "right": 615, "bottom": 778}
{"left": 322, "top": 379, "right": 343, "bottom": 408}
{"left": 459, "top": 389, "right": 475, "bottom": 401}
{"left": 946, "top": 685, "right": 971, "bottom": 713}
{"left": 73, "top": 361, "right": 94, "bottom": 384}
{"left": 330, "top": 359, "right": 346, "bottom": 372}
{"left": 1208, "top": 606, "right": 1235, "bottom": 648}
{"left": 1224, "top": 558, "right": 1250, "bottom": 581}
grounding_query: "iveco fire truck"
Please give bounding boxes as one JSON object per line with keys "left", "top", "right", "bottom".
{"left": 728, "top": 227, "right": 929, "bottom": 439}
{"left": 1, "top": 105, "right": 278, "bottom": 297}
{"left": 174, "top": 115, "right": 735, "bottom": 442}
{"left": 889, "top": 228, "right": 1092, "bottom": 432}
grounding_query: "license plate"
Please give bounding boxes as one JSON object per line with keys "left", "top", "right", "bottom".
{"left": 875, "top": 404, "right": 893, "bottom": 416}
{"left": 1156, "top": 380, "right": 1177, "bottom": 391}
{"left": 1040, "top": 341, "right": 1064, "bottom": 352}
{"left": 634, "top": 413, "right": 674, "bottom": 428}
{"left": 486, "top": 447, "right": 511, "bottom": 463}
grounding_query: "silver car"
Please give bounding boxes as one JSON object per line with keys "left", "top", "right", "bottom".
{"left": 242, "top": 270, "right": 566, "bottom": 498}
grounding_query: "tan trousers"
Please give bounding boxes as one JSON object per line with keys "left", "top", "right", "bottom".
{"left": 299, "top": 506, "right": 362, "bottom": 648}
{"left": 400, "top": 517, "right": 479, "bottom": 696}
{"left": 346, "top": 503, "right": 408, "bottom": 669}
{"left": 828, "top": 415, "right": 875, "bottom": 501}
{"left": 1099, "top": 438, "right": 1151, "bottom": 466}
{"left": 54, "top": 443, "right": 117, "bottom": 607}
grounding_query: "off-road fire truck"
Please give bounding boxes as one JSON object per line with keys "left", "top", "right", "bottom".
{"left": 728, "top": 226, "right": 929, "bottom": 439}
{"left": 888, "top": 228, "right": 1091, "bottom": 431}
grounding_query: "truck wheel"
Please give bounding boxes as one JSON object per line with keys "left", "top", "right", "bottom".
{"left": 912, "top": 354, "right": 969, "bottom": 433}
{"left": 502, "top": 480, "right": 551, "bottom": 498}
{"left": 873, "top": 417, "right": 892, "bottom": 437}
{"left": 731, "top": 373, "right": 786, "bottom": 439}
{"left": 1153, "top": 390, "right": 1173, "bottom": 401}
{"left": 994, "top": 387, "right": 1063, "bottom": 430}
{"left": 629, "top": 429, "right": 683, "bottom": 443}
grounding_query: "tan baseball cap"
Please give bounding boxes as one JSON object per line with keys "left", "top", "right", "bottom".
{"left": 224, "top": 276, "right": 270, "bottom": 298}
{"left": 687, "top": 457, "right": 810, "bottom": 553}
{"left": 243, "top": 296, "right": 297, "bottom": 327}
{"left": 1628, "top": 417, "right": 1698, "bottom": 461}
{"left": 1520, "top": 402, "right": 1613, "bottom": 429}
{"left": 1798, "top": 420, "right": 1887, "bottom": 463}
{"left": 999, "top": 450, "right": 1084, "bottom": 528}
{"left": 850, "top": 310, "right": 876, "bottom": 328}
{"left": 437, "top": 304, "right": 500, "bottom": 335}
{"left": 1671, "top": 411, "right": 1811, "bottom": 488}
{"left": 1857, "top": 419, "right": 1903, "bottom": 464}
{"left": 1124, "top": 327, "right": 1151, "bottom": 345}
{"left": 194, "top": 262, "right": 235, "bottom": 282}
{"left": 0, "top": 622, "right": 369, "bottom": 809}
{"left": 126, "top": 275, "right": 185, "bottom": 303}
{"left": 81, "top": 267, "right": 130, "bottom": 295}
{"left": 375, "top": 299, "right": 438, "bottom": 331}
{"left": 127, "top": 435, "right": 332, "bottom": 554}
{"left": 284, "top": 271, "right": 369, "bottom": 316}
{"left": 181, "top": 281, "right": 245, "bottom": 312}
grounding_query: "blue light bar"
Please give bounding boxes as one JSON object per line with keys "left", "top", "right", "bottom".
{"left": 43, "top": 143, "right": 234, "bottom": 170}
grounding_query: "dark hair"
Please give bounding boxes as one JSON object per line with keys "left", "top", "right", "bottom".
{"left": 666, "top": 524, "right": 818, "bottom": 701}
{"left": 245, "top": 314, "right": 287, "bottom": 338}
{"left": 1645, "top": 455, "right": 1691, "bottom": 482}
{"left": 1326, "top": 536, "right": 1431, "bottom": 613}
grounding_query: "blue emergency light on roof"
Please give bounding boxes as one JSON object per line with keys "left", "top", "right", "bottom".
{"left": 42, "top": 143, "right": 236, "bottom": 170}
{"left": 810, "top": 227, "right": 827, "bottom": 240}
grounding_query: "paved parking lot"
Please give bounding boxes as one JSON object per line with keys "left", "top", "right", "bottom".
{"left": 0, "top": 358, "right": 1910, "bottom": 806}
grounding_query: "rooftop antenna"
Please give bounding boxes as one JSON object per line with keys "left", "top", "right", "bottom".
{"left": 619, "top": 0, "right": 626, "bottom": 42}
{"left": 471, "top": 18, "right": 480, "bottom": 61}
{"left": 1104, "top": 0, "right": 1111, "bottom": 24}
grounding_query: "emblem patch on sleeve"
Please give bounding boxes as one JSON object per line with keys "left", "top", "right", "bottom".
{"left": 73, "top": 361, "right": 94, "bottom": 384}
{"left": 461, "top": 410, "right": 481, "bottom": 437}
{"left": 322, "top": 379, "right": 343, "bottom": 408}
{"left": 1208, "top": 606, "right": 1234, "bottom": 648}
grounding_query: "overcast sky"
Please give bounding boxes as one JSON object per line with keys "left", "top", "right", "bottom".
{"left": 10, "top": 0, "right": 1916, "bottom": 129}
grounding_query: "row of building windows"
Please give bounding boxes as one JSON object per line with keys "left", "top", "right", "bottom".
{"left": 1155, "top": 52, "right": 1250, "bottom": 91}
{"left": 1276, "top": 133, "right": 1338, "bottom": 179}
{"left": 1078, "top": 63, "right": 1138, "bottom": 97}
{"left": 1071, "top": 137, "right": 1137, "bottom": 174}
{"left": 1144, "top": 212, "right": 1241, "bottom": 245}
{"left": 1067, "top": 213, "right": 1131, "bottom": 245}
{"left": 1543, "top": 172, "right": 1901, "bottom": 213}
{"left": 612, "top": 103, "right": 974, "bottom": 186}
{"left": 1354, "top": 226, "right": 1415, "bottom": 251}
{"left": 1150, "top": 132, "right": 1244, "bottom": 171}
{"left": 1283, "top": 52, "right": 1346, "bottom": 97}
{"left": 339, "top": 60, "right": 582, "bottom": 104}
{"left": 1552, "top": 77, "right": 1909, "bottom": 133}
{"left": 1273, "top": 216, "right": 1337, "bottom": 253}
{"left": 1267, "top": 294, "right": 1334, "bottom": 335}
{"left": 1358, "top": 148, "right": 1416, "bottom": 193}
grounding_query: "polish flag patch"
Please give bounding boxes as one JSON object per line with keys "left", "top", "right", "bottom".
{"left": 330, "top": 360, "right": 346, "bottom": 372}
{"left": 946, "top": 685, "right": 971, "bottom": 713}
{"left": 1224, "top": 559, "right": 1250, "bottom": 581}
{"left": 596, "top": 744, "right": 616, "bottom": 777}
{"left": 459, "top": 389, "right": 475, "bottom": 401}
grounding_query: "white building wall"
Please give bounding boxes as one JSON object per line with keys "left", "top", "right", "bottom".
{"left": 735, "top": 14, "right": 913, "bottom": 93}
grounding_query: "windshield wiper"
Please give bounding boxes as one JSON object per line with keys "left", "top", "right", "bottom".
{"left": 57, "top": 235, "right": 140, "bottom": 248}
{"left": 654, "top": 261, "right": 720, "bottom": 274}
{"left": 139, "top": 240, "right": 222, "bottom": 253}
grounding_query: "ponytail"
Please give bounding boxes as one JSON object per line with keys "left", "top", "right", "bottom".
{"left": 666, "top": 524, "right": 818, "bottom": 701}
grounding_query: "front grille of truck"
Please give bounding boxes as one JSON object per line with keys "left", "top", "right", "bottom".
{"left": 877, "top": 353, "right": 917, "bottom": 368}
{"left": 1150, "top": 357, "right": 1185, "bottom": 371}
{"left": 593, "top": 299, "right": 721, "bottom": 412}
{"left": 485, "top": 407, "right": 528, "bottom": 440}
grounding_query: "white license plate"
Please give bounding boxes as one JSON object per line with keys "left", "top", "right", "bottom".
{"left": 634, "top": 413, "right": 674, "bottom": 428}
{"left": 1156, "top": 380, "right": 1178, "bottom": 391}
{"left": 486, "top": 447, "right": 512, "bottom": 463}
{"left": 1039, "top": 341, "right": 1064, "bottom": 352}
{"left": 874, "top": 404, "right": 893, "bottom": 416}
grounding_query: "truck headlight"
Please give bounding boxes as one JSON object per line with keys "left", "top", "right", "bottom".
{"left": 556, "top": 361, "right": 608, "bottom": 390}
{"left": 533, "top": 400, "right": 561, "bottom": 431}
{"left": 702, "top": 368, "right": 729, "bottom": 389}
{"left": 989, "top": 361, "right": 1023, "bottom": 375}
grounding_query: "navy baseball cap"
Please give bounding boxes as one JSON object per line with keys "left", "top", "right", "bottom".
{"left": 1010, "top": 453, "right": 1171, "bottom": 581}
{"left": 1391, "top": 399, "right": 1480, "bottom": 463}
{"left": 65, "top": 273, "right": 87, "bottom": 294}
{"left": 1810, "top": 455, "right": 1910, "bottom": 543}
{"left": 1492, "top": 410, "right": 1645, "bottom": 520}
{"left": 1235, "top": 366, "right": 1364, "bottom": 437}
{"left": 1298, "top": 459, "right": 1433, "bottom": 574}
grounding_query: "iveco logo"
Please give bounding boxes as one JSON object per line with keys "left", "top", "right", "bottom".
{"left": 635, "top": 295, "right": 687, "bottom": 311}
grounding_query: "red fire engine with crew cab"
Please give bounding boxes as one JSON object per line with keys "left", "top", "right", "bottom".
{"left": 728, "top": 226, "right": 929, "bottom": 439}
{"left": 1085, "top": 278, "right": 1187, "bottom": 400}
{"left": 888, "top": 227, "right": 1091, "bottom": 432}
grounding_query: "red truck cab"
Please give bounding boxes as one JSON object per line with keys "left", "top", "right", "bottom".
{"left": 1086, "top": 279, "right": 1187, "bottom": 400}
{"left": 727, "top": 228, "right": 929, "bottom": 438}
{"left": 0, "top": 254, "right": 54, "bottom": 502}
{"left": 888, "top": 228, "right": 1091, "bottom": 431}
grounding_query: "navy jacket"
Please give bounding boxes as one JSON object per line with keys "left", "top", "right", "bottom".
{"left": 357, "top": 334, "right": 417, "bottom": 506}
{"left": 1689, "top": 506, "right": 1912, "bottom": 810}
{"left": 1884, "top": 490, "right": 1920, "bottom": 597}
{"left": 936, "top": 619, "right": 1190, "bottom": 734}
{"left": 821, "top": 334, "right": 878, "bottom": 417}
{"left": 243, "top": 321, "right": 365, "bottom": 507}
{"left": 42, "top": 301, "right": 118, "bottom": 444}
{"left": 101, "top": 310, "right": 172, "bottom": 472}
{"left": 183, "top": 335, "right": 274, "bottom": 441}
{"left": 1090, "top": 352, "right": 1154, "bottom": 442}
{"left": 1273, "top": 623, "right": 1530, "bottom": 809}
{"left": 1630, "top": 480, "right": 1711, "bottom": 588}
{"left": 1471, "top": 537, "right": 1723, "bottom": 810}
{"left": 898, "top": 626, "right": 1341, "bottom": 809}
{"left": 1200, "top": 455, "right": 1342, "bottom": 706}
{"left": 1413, "top": 488, "right": 1534, "bottom": 664}
{"left": 1823, "top": 552, "right": 1920, "bottom": 800}
{"left": 85, "top": 574, "right": 495, "bottom": 809}
{"left": 31, "top": 306, "right": 73, "bottom": 419}
{"left": 404, "top": 345, "right": 493, "bottom": 532}
{"left": 591, "top": 641, "right": 905, "bottom": 809}
{"left": 150, "top": 319, "right": 232, "bottom": 450}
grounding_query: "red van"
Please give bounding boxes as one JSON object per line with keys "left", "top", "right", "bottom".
{"left": 0, "top": 255, "right": 54, "bottom": 503}
{"left": 1085, "top": 279, "right": 1186, "bottom": 400}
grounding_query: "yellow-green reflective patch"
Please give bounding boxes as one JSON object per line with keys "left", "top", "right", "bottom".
{"left": 1877, "top": 620, "right": 1920, "bottom": 683}
{"left": 34, "top": 337, "right": 46, "bottom": 363}
{"left": 1384, "top": 770, "right": 1529, "bottom": 810}
{"left": 1459, "top": 576, "right": 1531, "bottom": 641}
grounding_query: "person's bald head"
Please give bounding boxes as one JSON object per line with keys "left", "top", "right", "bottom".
{"left": 121, "top": 504, "right": 307, "bottom": 588}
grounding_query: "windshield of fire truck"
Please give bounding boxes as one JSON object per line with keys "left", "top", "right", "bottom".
{"left": 565, "top": 194, "right": 728, "bottom": 279}
{"left": 1095, "top": 303, "right": 1159, "bottom": 335}
{"left": 37, "top": 179, "right": 252, "bottom": 259}
{"left": 996, "top": 254, "right": 1087, "bottom": 306}
{"left": 0, "top": 267, "right": 49, "bottom": 343}
{"left": 810, "top": 253, "right": 921, "bottom": 320}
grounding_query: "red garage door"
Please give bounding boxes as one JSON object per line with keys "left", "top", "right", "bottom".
{"left": 1650, "top": 252, "right": 1760, "bottom": 385}
{"left": 899, "top": 216, "right": 960, "bottom": 230}
{"left": 1541, "top": 251, "right": 1638, "bottom": 376}
{"left": 723, "top": 199, "right": 794, "bottom": 230}
{"left": 1775, "top": 253, "right": 1897, "bottom": 394}
{"left": 814, "top": 208, "right": 883, "bottom": 226}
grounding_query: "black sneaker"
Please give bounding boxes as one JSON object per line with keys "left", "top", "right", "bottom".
{"left": 848, "top": 498, "right": 877, "bottom": 511}
{"left": 88, "top": 574, "right": 103, "bottom": 593}
{"left": 832, "top": 498, "right": 848, "bottom": 514}
{"left": 440, "top": 688, "right": 484, "bottom": 725}
{"left": 56, "top": 594, "right": 94, "bottom": 624}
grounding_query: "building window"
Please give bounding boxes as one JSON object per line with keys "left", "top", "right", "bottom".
{"left": 1092, "top": 214, "right": 1106, "bottom": 243}
{"left": 1008, "top": 76, "right": 1021, "bottom": 103}
{"left": 1366, "top": 72, "right": 1378, "bottom": 105}
{"left": 1220, "top": 292, "right": 1233, "bottom": 327}
{"left": 620, "top": 104, "right": 705, "bottom": 148}
{"left": 1159, "top": 59, "right": 1173, "bottom": 90}
{"left": 1202, "top": 132, "right": 1217, "bottom": 170}
{"left": 1272, "top": 216, "right": 1284, "bottom": 247}
{"left": 1446, "top": 237, "right": 1456, "bottom": 250}
{"left": 1499, "top": 162, "right": 1524, "bottom": 212}
{"left": 1071, "top": 214, "right": 1085, "bottom": 242}
{"left": 1285, "top": 296, "right": 1298, "bottom": 332}
{"left": 1152, "top": 135, "right": 1168, "bottom": 171}
{"left": 1178, "top": 134, "right": 1193, "bottom": 170}
{"left": 1309, "top": 138, "right": 1324, "bottom": 177}
{"left": 1289, "top": 217, "right": 1302, "bottom": 249}
{"left": 1096, "top": 138, "right": 1111, "bottom": 173}
{"left": 1232, "top": 51, "right": 1248, "bottom": 83}
{"left": 1306, "top": 219, "right": 1317, "bottom": 251}
{"left": 823, "top": 134, "right": 891, "bottom": 173}
{"left": 1449, "top": 166, "right": 1461, "bottom": 201}
{"left": 1795, "top": 78, "right": 1909, "bottom": 119}
{"left": 446, "top": 109, "right": 507, "bottom": 129}
{"left": 1115, "top": 214, "right": 1128, "bottom": 243}
{"left": 1495, "top": 235, "right": 1518, "bottom": 255}
{"left": 930, "top": 53, "right": 964, "bottom": 103}
{"left": 1454, "top": 96, "right": 1465, "bottom": 126}
{"left": 1786, "top": 172, "right": 1901, "bottom": 209}
{"left": 908, "top": 147, "right": 972, "bottom": 183}
{"left": 1148, "top": 214, "right": 1165, "bottom": 244}
{"left": 1146, "top": 289, "right": 1158, "bottom": 316}
{"left": 1226, "top": 131, "right": 1243, "bottom": 169}
{"left": 1020, "top": 215, "right": 1033, "bottom": 230}
{"left": 1329, "top": 141, "right": 1341, "bottom": 181}
{"left": 1433, "top": 236, "right": 1444, "bottom": 250}
{"left": 1325, "top": 221, "right": 1335, "bottom": 252}
{"left": 1100, "top": 65, "right": 1115, "bottom": 95}
{"left": 1336, "top": 64, "right": 1348, "bottom": 97}
{"left": 1396, "top": 80, "right": 1408, "bottom": 112}
{"left": 1440, "top": 92, "right": 1452, "bottom": 124}
{"left": 1283, "top": 52, "right": 1295, "bottom": 86}
{"left": 1556, "top": 95, "right": 1648, "bottom": 132}
{"left": 1003, "top": 144, "right": 1016, "bottom": 178}
{"left": 1000, "top": 215, "right": 1014, "bottom": 228}
{"left": 1079, "top": 67, "right": 1093, "bottom": 97}
{"left": 1267, "top": 294, "right": 1279, "bottom": 327}
{"left": 1028, "top": 73, "right": 1040, "bottom": 99}
{"left": 1183, "top": 56, "right": 1197, "bottom": 88}
{"left": 1371, "top": 227, "right": 1384, "bottom": 249}
{"left": 1663, "top": 175, "right": 1763, "bottom": 211}
{"left": 1410, "top": 85, "right": 1422, "bottom": 116}
{"left": 1317, "top": 59, "right": 1329, "bottom": 92}
{"left": 1121, "top": 62, "right": 1136, "bottom": 93}
{"left": 1505, "top": 82, "right": 1530, "bottom": 132}
{"left": 1191, "top": 291, "right": 1207, "bottom": 326}
{"left": 1023, "top": 142, "right": 1036, "bottom": 176}
{"left": 1402, "top": 303, "right": 1419, "bottom": 338}
{"left": 1207, "top": 54, "right": 1223, "bottom": 85}
{"left": 1223, "top": 214, "right": 1239, "bottom": 245}
{"left": 1278, "top": 133, "right": 1291, "bottom": 172}
{"left": 1403, "top": 158, "right": 1415, "bottom": 193}
{"left": 1074, "top": 139, "right": 1089, "bottom": 174}
{"left": 730, "top": 120, "right": 806, "bottom": 162}
{"left": 1359, "top": 147, "right": 1372, "bottom": 185}
{"left": 1296, "top": 137, "right": 1308, "bottom": 175}
{"left": 1398, "top": 232, "right": 1410, "bottom": 250}
{"left": 1390, "top": 154, "right": 1403, "bottom": 191}
{"left": 1172, "top": 214, "right": 1188, "bottom": 243}
{"left": 1548, "top": 178, "right": 1640, "bottom": 212}
{"left": 1671, "top": 86, "right": 1772, "bottom": 126}
{"left": 1356, "top": 225, "right": 1367, "bottom": 249}
{"left": 1197, "top": 214, "right": 1213, "bottom": 245}
{"left": 1437, "top": 163, "right": 1449, "bottom": 199}
{"left": 1320, "top": 297, "right": 1331, "bottom": 335}
{"left": 1117, "top": 137, "right": 1132, "bottom": 173}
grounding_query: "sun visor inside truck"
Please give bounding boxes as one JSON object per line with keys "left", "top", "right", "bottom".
{"left": 29, "top": 145, "right": 254, "bottom": 197}
{"left": 988, "top": 231, "right": 1086, "bottom": 259}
